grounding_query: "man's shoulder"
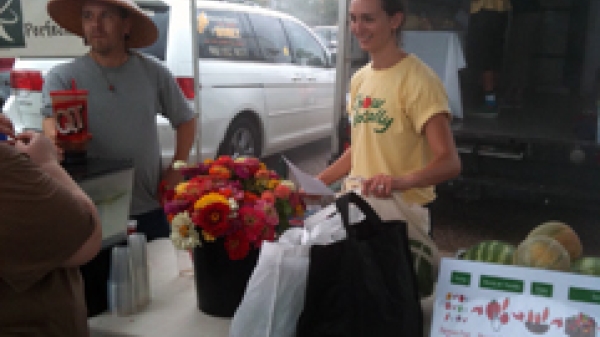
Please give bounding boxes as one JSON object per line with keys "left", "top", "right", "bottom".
{"left": 48, "top": 56, "right": 89, "bottom": 76}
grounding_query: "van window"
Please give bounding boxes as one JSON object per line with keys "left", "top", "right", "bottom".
{"left": 136, "top": 5, "right": 170, "bottom": 61}
{"left": 195, "top": 10, "right": 259, "bottom": 60}
{"left": 282, "top": 20, "right": 327, "bottom": 67}
{"left": 247, "top": 13, "right": 292, "bottom": 64}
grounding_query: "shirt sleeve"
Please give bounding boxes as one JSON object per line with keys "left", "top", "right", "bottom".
{"left": 154, "top": 59, "right": 195, "bottom": 128}
{"left": 405, "top": 63, "right": 451, "bottom": 134}
{"left": 0, "top": 144, "right": 94, "bottom": 292}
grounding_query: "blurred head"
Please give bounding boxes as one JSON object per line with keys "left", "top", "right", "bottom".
{"left": 81, "top": 0, "right": 132, "bottom": 55}
{"left": 349, "top": 0, "right": 405, "bottom": 53}
{"left": 47, "top": 0, "right": 158, "bottom": 50}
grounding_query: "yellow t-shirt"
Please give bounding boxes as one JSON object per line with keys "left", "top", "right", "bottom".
{"left": 348, "top": 54, "right": 450, "bottom": 205}
{"left": 471, "top": 0, "right": 511, "bottom": 13}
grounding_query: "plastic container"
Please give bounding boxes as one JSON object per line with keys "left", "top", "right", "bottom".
{"left": 108, "top": 246, "right": 136, "bottom": 316}
{"left": 128, "top": 233, "right": 151, "bottom": 310}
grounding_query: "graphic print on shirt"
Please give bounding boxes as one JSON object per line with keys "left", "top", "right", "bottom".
{"left": 351, "top": 93, "right": 394, "bottom": 133}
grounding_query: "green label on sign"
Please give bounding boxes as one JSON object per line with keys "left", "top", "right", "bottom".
{"left": 451, "top": 271, "right": 471, "bottom": 286}
{"left": 479, "top": 275, "right": 524, "bottom": 293}
{"left": 0, "top": 0, "right": 26, "bottom": 48}
{"left": 569, "top": 287, "right": 600, "bottom": 305}
{"left": 531, "top": 282, "right": 553, "bottom": 298}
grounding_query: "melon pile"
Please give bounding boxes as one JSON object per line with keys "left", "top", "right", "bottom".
{"left": 460, "top": 221, "right": 600, "bottom": 276}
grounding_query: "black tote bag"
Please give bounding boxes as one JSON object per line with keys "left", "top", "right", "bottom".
{"left": 296, "top": 192, "right": 423, "bottom": 337}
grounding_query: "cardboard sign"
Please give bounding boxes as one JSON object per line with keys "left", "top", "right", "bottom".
{"left": 0, "top": 0, "right": 88, "bottom": 56}
{"left": 431, "top": 258, "right": 600, "bottom": 337}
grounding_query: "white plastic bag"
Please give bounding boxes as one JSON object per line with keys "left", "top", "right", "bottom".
{"left": 230, "top": 241, "right": 309, "bottom": 337}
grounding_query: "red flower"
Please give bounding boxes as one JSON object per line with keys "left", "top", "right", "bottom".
{"left": 215, "top": 155, "right": 234, "bottom": 168}
{"left": 244, "top": 191, "right": 259, "bottom": 204}
{"left": 238, "top": 206, "right": 266, "bottom": 241}
{"left": 192, "top": 202, "right": 231, "bottom": 237}
{"left": 225, "top": 230, "right": 251, "bottom": 260}
{"left": 363, "top": 96, "right": 372, "bottom": 108}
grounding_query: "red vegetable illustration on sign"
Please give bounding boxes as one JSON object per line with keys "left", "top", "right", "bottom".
{"left": 524, "top": 307, "right": 551, "bottom": 334}
{"left": 485, "top": 298, "right": 510, "bottom": 331}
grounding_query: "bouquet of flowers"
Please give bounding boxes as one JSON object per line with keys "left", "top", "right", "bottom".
{"left": 163, "top": 156, "right": 305, "bottom": 260}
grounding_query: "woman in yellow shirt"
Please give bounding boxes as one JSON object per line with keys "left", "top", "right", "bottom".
{"left": 316, "top": 0, "right": 461, "bottom": 233}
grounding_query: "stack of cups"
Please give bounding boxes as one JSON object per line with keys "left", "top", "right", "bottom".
{"left": 108, "top": 234, "right": 151, "bottom": 316}
{"left": 108, "top": 246, "right": 136, "bottom": 316}
{"left": 128, "top": 233, "right": 151, "bottom": 310}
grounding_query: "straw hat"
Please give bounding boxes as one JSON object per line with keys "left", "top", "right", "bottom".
{"left": 47, "top": 0, "right": 158, "bottom": 48}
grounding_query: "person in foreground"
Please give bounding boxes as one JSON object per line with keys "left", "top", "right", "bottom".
{"left": 42, "top": 0, "right": 197, "bottom": 241}
{"left": 0, "top": 114, "right": 101, "bottom": 336}
{"left": 316, "top": 0, "right": 461, "bottom": 234}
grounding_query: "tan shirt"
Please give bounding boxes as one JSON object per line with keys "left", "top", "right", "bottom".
{"left": 471, "top": 0, "right": 511, "bottom": 13}
{"left": 0, "top": 144, "right": 94, "bottom": 336}
{"left": 348, "top": 55, "right": 450, "bottom": 205}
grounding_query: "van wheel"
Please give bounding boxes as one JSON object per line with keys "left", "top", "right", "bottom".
{"left": 218, "top": 117, "right": 261, "bottom": 158}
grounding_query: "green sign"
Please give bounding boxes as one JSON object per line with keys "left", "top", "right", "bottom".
{"left": 531, "top": 282, "right": 553, "bottom": 298}
{"left": 451, "top": 271, "right": 471, "bottom": 286}
{"left": 569, "top": 287, "right": 600, "bottom": 305}
{"left": 0, "top": 0, "right": 25, "bottom": 48}
{"left": 479, "top": 275, "right": 524, "bottom": 293}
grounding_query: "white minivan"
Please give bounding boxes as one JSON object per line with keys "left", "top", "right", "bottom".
{"left": 3, "top": 0, "right": 336, "bottom": 161}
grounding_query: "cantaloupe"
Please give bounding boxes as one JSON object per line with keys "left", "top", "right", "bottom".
{"left": 461, "top": 240, "right": 516, "bottom": 265}
{"left": 526, "top": 221, "right": 582, "bottom": 261}
{"left": 513, "top": 236, "right": 571, "bottom": 271}
{"left": 571, "top": 257, "right": 600, "bottom": 276}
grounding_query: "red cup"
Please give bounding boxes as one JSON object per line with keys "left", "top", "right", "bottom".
{"left": 50, "top": 89, "right": 91, "bottom": 156}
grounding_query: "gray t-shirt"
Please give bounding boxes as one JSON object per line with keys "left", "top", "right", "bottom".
{"left": 42, "top": 52, "right": 194, "bottom": 215}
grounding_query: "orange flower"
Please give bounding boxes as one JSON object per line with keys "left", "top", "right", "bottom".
{"left": 274, "top": 184, "right": 292, "bottom": 200}
{"left": 214, "top": 155, "right": 234, "bottom": 167}
{"left": 261, "top": 190, "right": 275, "bottom": 204}
{"left": 208, "top": 165, "right": 231, "bottom": 179}
{"left": 255, "top": 169, "right": 270, "bottom": 179}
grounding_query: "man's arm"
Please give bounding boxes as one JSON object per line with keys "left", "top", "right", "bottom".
{"left": 161, "top": 117, "right": 197, "bottom": 188}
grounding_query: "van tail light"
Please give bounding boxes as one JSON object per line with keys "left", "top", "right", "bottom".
{"left": 0, "top": 58, "right": 15, "bottom": 71}
{"left": 10, "top": 70, "right": 44, "bottom": 92}
{"left": 176, "top": 77, "right": 195, "bottom": 99}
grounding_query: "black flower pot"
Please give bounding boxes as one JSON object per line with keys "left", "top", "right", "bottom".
{"left": 192, "top": 239, "right": 259, "bottom": 317}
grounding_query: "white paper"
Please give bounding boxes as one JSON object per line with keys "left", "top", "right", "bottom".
{"left": 282, "top": 156, "right": 334, "bottom": 196}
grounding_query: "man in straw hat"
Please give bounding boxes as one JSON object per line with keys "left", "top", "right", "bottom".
{"left": 41, "top": 0, "right": 197, "bottom": 241}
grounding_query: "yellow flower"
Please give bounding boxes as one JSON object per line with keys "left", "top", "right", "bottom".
{"left": 202, "top": 230, "right": 216, "bottom": 242}
{"left": 175, "top": 181, "right": 189, "bottom": 195}
{"left": 203, "top": 158, "right": 214, "bottom": 165}
{"left": 295, "top": 204, "right": 305, "bottom": 217}
{"left": 280, "top": 180, "right": 296, "bottom": 191}
{"left": 259, "top": 162, "right": 267, "bottom": 170}
{"left": 267, "top": 179, "right": 280, "bottom": 190}
{"left": 194, "top": 192, "right": 229, "bottom": 210}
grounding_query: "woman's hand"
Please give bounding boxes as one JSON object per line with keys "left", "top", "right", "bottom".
{"left": 14, "top": 132, "right": 59, "bottom": 165}
{"left": 0, "top": 114, "right": 16, "bottom": 139}
{"left": 362, "top": 174, "right": 396, "bottom": 198}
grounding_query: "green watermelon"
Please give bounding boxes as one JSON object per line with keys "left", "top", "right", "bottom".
{"left": 571, "top": 257, "right": 600, "bottom": 276}
{"left": 461, "top": 240, "right": 516, "bottom": 265}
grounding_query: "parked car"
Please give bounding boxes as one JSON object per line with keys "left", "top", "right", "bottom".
{"left": 3, "top": 0, "right": 336, "bottom": 161}
{"left": 0, "top": 58, "right": 14, "bottom": 109}
{"left": 312, "top": 25, "right": 338, "bottom": 54}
